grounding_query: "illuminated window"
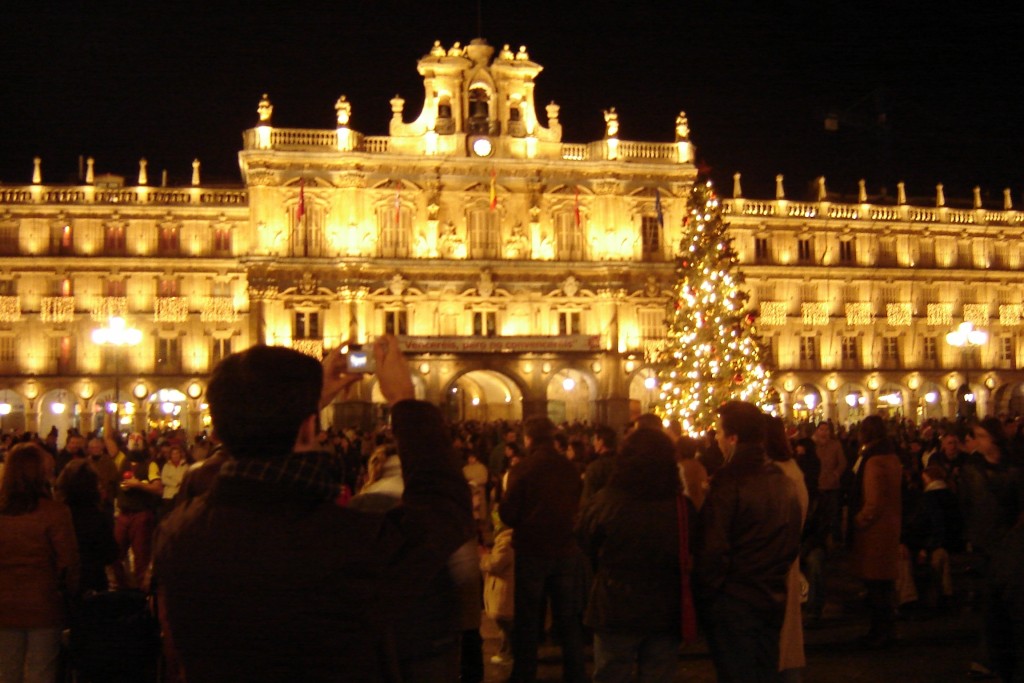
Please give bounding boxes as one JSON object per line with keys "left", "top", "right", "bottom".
{"left": 212, "top": 337, "right": 232, "bottom": 366}
{"left": 754, "top": 236, "right": 770, "bottom": 263}
{"left": 211, "top": 281, "right": 231, "bottom": 298}
{"left": 555, "top": 213, "right": 586, "bottom": 261}
{"left": 51, "top": 222, "right": 74, "bottom": 255}
{"left": 797, "top": 237, "right": 813, "bottom": 263}
{"left": 158, "top": 278, "right": 179, "bottom": 297}
{"left": 384, "top": 310, "right": 407, "bottom": 336}
{"left": 473, "top": 311, "right": 497, "bottom": 337}
{"left": 104, "top": 280, "right": 126, "bottom": 297}
{"left": 104, "top": 224, "right": 126, "bottom": 254}
{"left": 878, "top": 239, "right": 896, "bottom": 267}
{"left": 841, "top": 336, "right": 859, "bottom": 361}
{"left": 0, "top": 223, "right": 17, "bottom": 255}
{"left": 882, "top": 337, "right": 900, "bottom": 363}
{"left": 918, "top": 239, "right": 936, "bottom": 268}
{"left": 641, "top": 216, "right": 662, "bottom": 261}
{"left": 294, "top": 311, "right": 321, "bottom": 340}
{"left": 1001, "top": 336, "right": 1015, "bottom": 366}
{"left": 52, "top": 278, "right": 73, "bottom": 297}
{"left": 468, "top": 210, "right": 499, "bottom": 259}
{"left": 0, "top": 280, "right": 15, "bottom": 296}
{"left": 639, "top": 309, "right": 665, "bottom": 340}
{"left": 378, "top": 206, "right": 410, "bottom": 258}
{"left": 158, "top": 224, "right": 180, "bottom": 255}
{"left": 559, "top": 311, "right": 581, "bottom": 336}
{"left": 156, "top": 337, "right": 180, "bottom": 372}
{"left": 799, "top": 336, "right": 817, "bottom": 361}
{"left": 213, "top": 226, "right": 232, "bottom": 255}
{"left": 923, "top": 337, "right": 938, "bottom": 361}
{"left": 839, "top": 240, "right": 855, "bottom": 264}
{"left": 958, "top": 240, "right": 972, "bottom": 268}
{"left": 49, "top": 335, "right": 74, "bottom": 374}
{"left": 0, "top": 336, "right": 16, "bottom": 363}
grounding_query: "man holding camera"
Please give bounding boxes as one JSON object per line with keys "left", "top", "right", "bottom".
{"left": 154, "top": 337, "right": 474, "bottom": 682}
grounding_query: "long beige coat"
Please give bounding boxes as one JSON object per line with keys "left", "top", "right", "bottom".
{"left": 776, "top": 459, "right": 809, "bottom": 672}
{"left": 481, "top": 528, "right": 514, "bottom": 621}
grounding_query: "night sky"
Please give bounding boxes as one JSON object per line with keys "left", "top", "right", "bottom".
{"left": 2, "top": 1, "right": 1022, "bottom": 204}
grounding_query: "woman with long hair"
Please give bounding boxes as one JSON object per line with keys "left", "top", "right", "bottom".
{"left": 0, "top": 442, "right": 79, "bottom": 683}
{"left": 850, "top": 415, "right": 902, "bottom": 649}
{"left": 577, "top": 427, "right": 696, "bottom": 682}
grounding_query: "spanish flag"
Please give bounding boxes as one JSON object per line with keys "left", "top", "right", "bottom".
{"left": 489, "top": 168, "right": 497, "bottom": 211}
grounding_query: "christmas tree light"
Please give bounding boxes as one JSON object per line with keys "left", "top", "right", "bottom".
{"left": 654, "top": 179, "right": 773, "bottom": 434}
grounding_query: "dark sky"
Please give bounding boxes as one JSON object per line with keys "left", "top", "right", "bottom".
{"left": 2, "top": 1, "right": 1022, "bottom": 204}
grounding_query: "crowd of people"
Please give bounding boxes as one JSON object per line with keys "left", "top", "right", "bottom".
{"left": 2, "top": 339, "right": 1024, "bottom": 682}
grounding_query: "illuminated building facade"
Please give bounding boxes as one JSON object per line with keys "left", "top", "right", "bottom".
{"left": 0, "top": 38, "right": 1021, "bottom": 436}
{"left": 0, "top": 39, "right": 695, "bottom": 436}
{"left": 726, "top": 175, "right": 1024, "bottom": 423}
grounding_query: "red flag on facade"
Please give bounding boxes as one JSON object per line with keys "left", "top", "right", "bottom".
{"left": 296, "top": 179, "right": 306, "bottom": 224}
{"left": 574, "top": 186, "right": 581, "bottom": 227}
{"left": 489, "top": 168, "right": 497, "bottom": 211}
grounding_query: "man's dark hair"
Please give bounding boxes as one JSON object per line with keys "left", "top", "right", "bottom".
{"left": 611, "top": 427, "right": 680, "bottom": 499}
{"left": 717, "top": 401, "right": 765, "bottom": 444}
{"left": 523, "top": 416, "right": 556, "bottom": 447}
{"left": 633, "top": 413, "right": 664, "bottom": 433}
{"left": 593, "top": 424, "right": 617, "bottom": 451}
{"left": 207, "top": 345, "right": 322, "bottom": 460}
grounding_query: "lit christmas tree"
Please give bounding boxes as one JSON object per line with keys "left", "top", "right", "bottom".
{"left": 654, "top": 179, "right": 772, "bottom": 435}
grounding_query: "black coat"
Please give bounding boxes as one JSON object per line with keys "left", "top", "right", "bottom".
{"left": 578, "top": 481, "right": 693, "bottom": 634}
{"left": 695, "top": 442, "right": 802, "bottom": 614}
{"left": 154, "top": 401, "right": 473, "bottom": 683}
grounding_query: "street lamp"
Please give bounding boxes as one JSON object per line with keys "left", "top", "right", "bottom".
{"left": 946, "top": 321, "right": 987, "bottom": 417}
{"left": 92, "top": 316, "right": 143, "bottom": 421}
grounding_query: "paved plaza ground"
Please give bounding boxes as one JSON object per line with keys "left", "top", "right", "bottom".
{"left": 481, "top": 553, "right": 985, "bottom": 683}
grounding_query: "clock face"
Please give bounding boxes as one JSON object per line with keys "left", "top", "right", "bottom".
{"left": 471, "top": 137, "right": 493, "bottom": 157}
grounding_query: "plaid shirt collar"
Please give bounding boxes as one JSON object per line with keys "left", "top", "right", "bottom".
{"left": 219, "top": 450, "right": 340, "bottom": 502}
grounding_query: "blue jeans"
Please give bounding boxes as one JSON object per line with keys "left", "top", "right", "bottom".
{"left": 593, "top": 631, "right": 679, "bottom": 683}
{"left": 700, "top": 593, "right": 783, "bottom": 683}
{"left": 0, "top": 627, "right": 61, "bottom": 683}
{"left": 510, "top": 551, "right": 587, "bottom": 683}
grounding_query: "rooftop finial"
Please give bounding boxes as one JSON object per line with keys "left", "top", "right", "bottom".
{"left": 192, "top": 159, "right": 201, "bottom": 186}
{"left": 775, "top": 174, "right": 785, "bottom": 200}
{"left": 86, "top": 157, "right": 95, "bottom": 184}
{"left": 257, "top": 93, "right": 273, "bottom": 124}
{"left": 858, "top": 179, "right": 867, "bottom": 203}
{"left": 1004, "top": 188, "right": 1014, "bottom": 211}
{"left": 733, "top": 172, "right": 743, "bottom": 199}
{"left": 335, "top": 95, "right": 351, "bottom": 127}
{"left": 32, "top": 157, "right": 41, "bottom": 184}
{"left": 897, "top": 181, "right": 906, "bottom": 205}
{"left": 817, "top": 176, "right": 827, "bottom": 202}
{"left": 675, "top": 112, "right": 690, "bottom": 141}
{"left": 973, "top": 186, "right": 982, "bottom": 209}
{"left": 138, "top": 158, "right": 148, "bottom": 186}
{"left": 936, "top": 183, "right": 945, "bottom": 207}
{"left": 603, "top": 108, "right": 619, "bottom": 138}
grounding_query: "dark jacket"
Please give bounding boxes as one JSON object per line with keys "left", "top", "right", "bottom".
{"left": 578, "top": 479, "right": 692, "bottom": 635}
{"left": 581, "top": 451, "right": 616, "bottom": 508}
{"left": 959, "top": 453, "right": 1022, "bottom": 555}
{"left": 153, "top": 401, "right": 473, "bottom": 683}
{"left": 695, "top": 442, "right": 802, "bottom": 614}
{"left": 500, "top": 442, "right": 582, "bottom": 558}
